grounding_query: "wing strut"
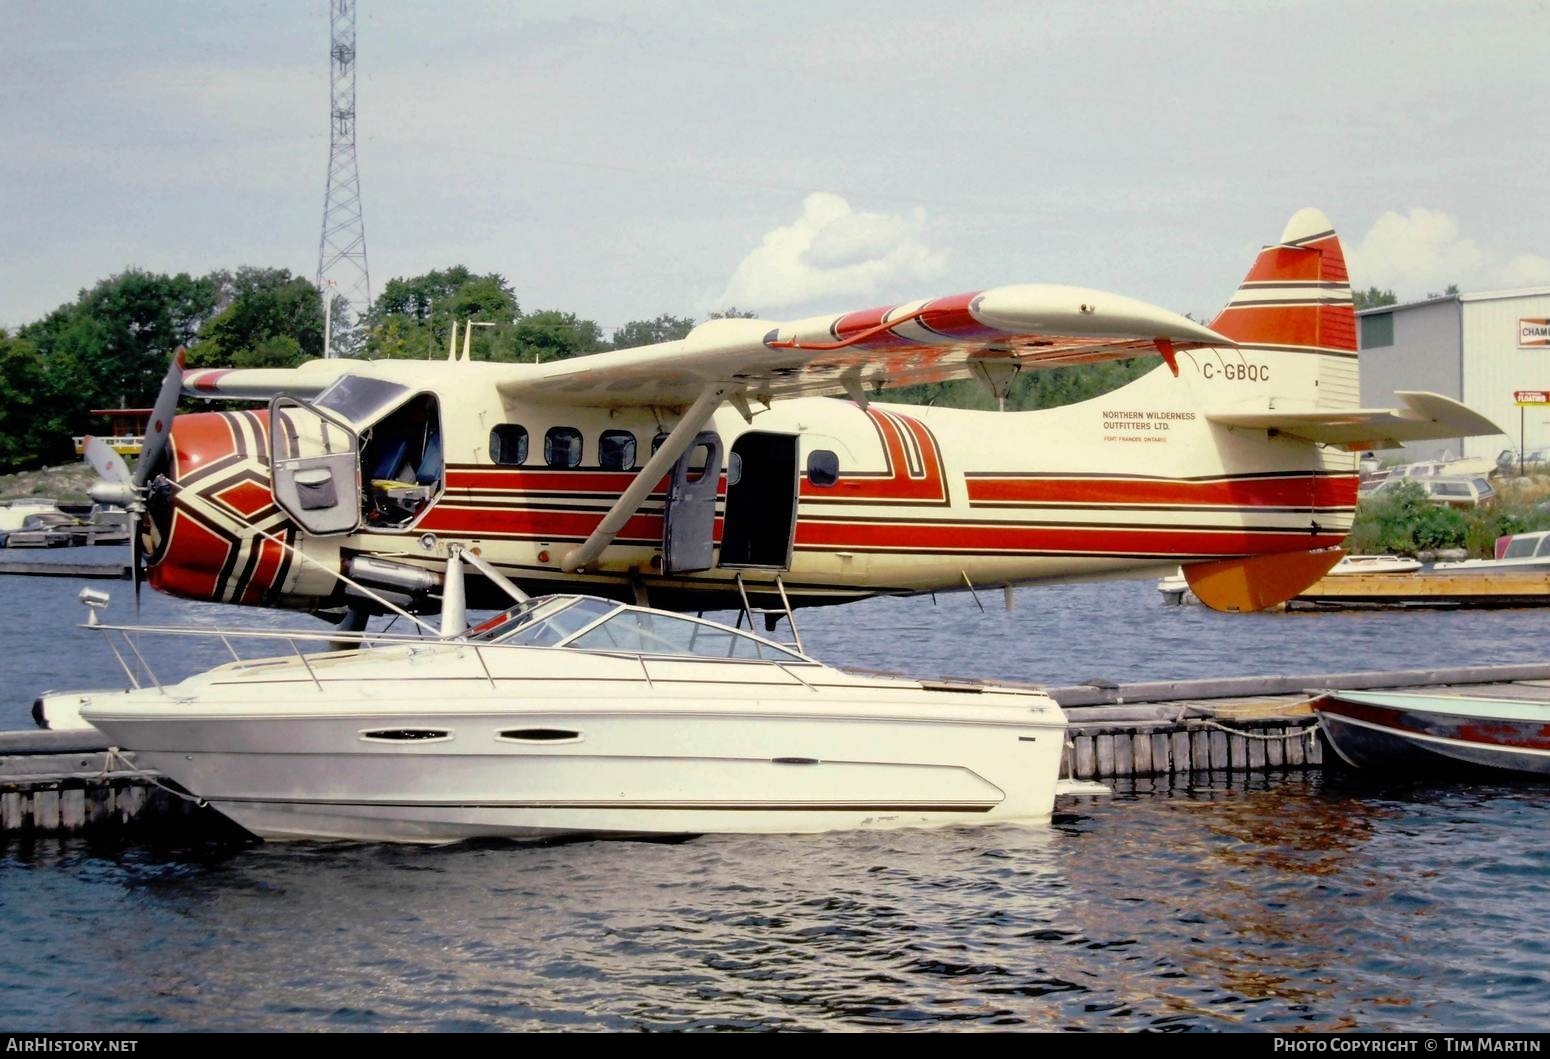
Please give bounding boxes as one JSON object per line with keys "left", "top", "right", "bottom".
{"left": 561, "top": 383, "right": 739, "bottom": 573}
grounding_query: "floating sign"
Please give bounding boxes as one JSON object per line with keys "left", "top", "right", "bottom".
{"left": 1522, "top": 319, "right": 1550, "bottom": 348}
{"left": 1514, "top": 390, "right": 1550, "bottom": 406}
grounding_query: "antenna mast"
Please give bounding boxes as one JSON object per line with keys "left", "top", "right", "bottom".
{"left": 317, "top": 0, "right": 370, "bottom": 355}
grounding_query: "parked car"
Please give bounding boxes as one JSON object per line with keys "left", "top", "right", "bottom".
{"left": 1496, "top": 448, "right": 1550, "bottom": 475}
{"left": 1369, "top": 475, "right": 1496, "bottom": 509}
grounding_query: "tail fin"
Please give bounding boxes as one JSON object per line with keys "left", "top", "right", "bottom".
{"left": 1200, "top": 208, "right": 1503, "bottom": 450}
{"left": 1205, "top": 207, "right": 1359, "bottom": 412}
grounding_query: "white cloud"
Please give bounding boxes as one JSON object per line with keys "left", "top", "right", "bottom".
{"left": 1348, "top": 208, "right": 1550, "bottom": 298}
{"left": 715, "top": 192, "right": 946, "bottom": 312}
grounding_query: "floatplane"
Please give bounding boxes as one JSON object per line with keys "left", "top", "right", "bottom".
{"left": 84, "top": 209, "right": 1501, "bottom": 635}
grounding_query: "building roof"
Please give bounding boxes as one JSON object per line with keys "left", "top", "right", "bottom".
{"left": 1358, "top": 286, "right": 1550, "bottom": 316}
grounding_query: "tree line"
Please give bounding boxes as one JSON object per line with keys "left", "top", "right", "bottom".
{"left": 0, "top": 263, "right": 1153, "bottom": 473}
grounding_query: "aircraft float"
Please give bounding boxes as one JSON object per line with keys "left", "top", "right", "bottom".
{"left": 84, "top": 208, "right": 1502, "bottom": 630}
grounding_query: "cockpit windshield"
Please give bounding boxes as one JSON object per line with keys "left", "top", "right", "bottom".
{"left": 316, "top": 376, "right": 412, "bottom": 425}
{"left": 466, "top": 595, "right": 809, "bottom": 662}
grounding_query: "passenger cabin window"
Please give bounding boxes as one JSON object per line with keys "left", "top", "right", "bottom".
{"left": 545, "top": 427, "right": 583, "bottom": 468}
{"left": 1535, "top": 536, "right": 1550, "bottom": 557}
{"left": 650, "top": 431, "right": 712, "bottom": 479}
{"left": 489, "top": 425, "right": 528, "bottom": 466}
{"left": 598, "top": 430, "right": 637, "bottom": 471}
{"left": 807, "top": 449, "right": 840, "bottom": 487}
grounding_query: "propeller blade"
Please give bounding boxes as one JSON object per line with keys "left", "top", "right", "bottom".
{"left": 130, "top": 508, "right": 142, "bottom": 616}
{"left": 83, "top": 435, "right": 133, "bottom": 485}
{"left": 83, "top": 436, "right": 138, "bottom": 507}
{"left": 134, "top": 347, "right": 187, "bottom": 489}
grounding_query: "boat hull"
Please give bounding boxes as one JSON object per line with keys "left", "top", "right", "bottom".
{"left": 83, "top": 695, "right": 1065, "bottom": 843}
{"left": 1314, "top": 690, "right": 1550, "bottom": 776}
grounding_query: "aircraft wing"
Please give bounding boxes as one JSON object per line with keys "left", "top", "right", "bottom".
{"left": 505, "top": 285, "right": 1230, "bottom": 408}
{"left": 182, "top": 360, "right": 358, "bottom": 400}
{"left": 1206, "top": 392, "right": 1505, "bottom": 450}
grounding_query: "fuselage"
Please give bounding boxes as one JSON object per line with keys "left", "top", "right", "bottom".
{"left": 146, "top": 353, "right": 1358, "bottom": 615}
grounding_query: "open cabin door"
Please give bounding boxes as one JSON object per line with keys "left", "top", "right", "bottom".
{"left": 661, "top": 431, "right": 722, "bottom": 575}
{"left": 719, "top": 432, "right": 799, "bottom": 570}
{"left": 269, "top": 395, "right": 363, "bottom": 536}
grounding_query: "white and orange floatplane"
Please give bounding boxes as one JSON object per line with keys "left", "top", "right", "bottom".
{"left": 84, "top": 209, "right": 1501, "bottom": 628}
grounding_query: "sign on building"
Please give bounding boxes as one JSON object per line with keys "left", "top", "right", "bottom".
{"left": 1514, "top": 390, "right": 1550, "bottom": 405}
{"left": 1521, "top": 319, "right": 1550, "bottom": 349}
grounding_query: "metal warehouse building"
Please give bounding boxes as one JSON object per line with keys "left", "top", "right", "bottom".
{"left": 1358, "top": 287, "right": 1550, "bottom": 462}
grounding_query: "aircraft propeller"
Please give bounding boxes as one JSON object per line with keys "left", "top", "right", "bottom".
{"left": 82, "top": 347, "right": 186, "bottom": 612}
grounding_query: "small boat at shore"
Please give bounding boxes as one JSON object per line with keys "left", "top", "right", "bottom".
{"left": 1433, "top": 530, "right": 1550, "bottom": 576}
{"left": 66, "top": 591, "right": 1069, "bottom": 844}
{"left": 1313, "top": 688, "right": 1550, "bottom": 775}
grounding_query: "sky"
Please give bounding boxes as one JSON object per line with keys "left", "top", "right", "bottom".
{"left": 3, "top": 0, "right": 1548, "bottom": 336}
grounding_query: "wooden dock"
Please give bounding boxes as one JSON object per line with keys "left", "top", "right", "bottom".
{"left": 0, "top": 730, "right": 221, "bottom": 837}
{"left": 5, "top": 662, "right": 1549, "bottom": 838}
{"left": 1291, "top": 571, "right": 1550, "bottom": 609}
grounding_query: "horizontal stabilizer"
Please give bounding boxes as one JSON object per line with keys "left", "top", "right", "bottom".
{"left": 1205, "top": 391, "right": 1504, "bottom": 451}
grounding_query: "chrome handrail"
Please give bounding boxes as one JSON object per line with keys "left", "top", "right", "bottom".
{"left": 82, "top": 619, "right": 822, "bottom": 693}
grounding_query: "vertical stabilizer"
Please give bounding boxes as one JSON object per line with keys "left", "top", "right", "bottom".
{"left": 1207, "top": 208, "right": 1358, "bottom": 410}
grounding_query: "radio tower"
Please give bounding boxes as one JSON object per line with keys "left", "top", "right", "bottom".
{"left": 317, "top": 0, "right": 370, "bottom": 355}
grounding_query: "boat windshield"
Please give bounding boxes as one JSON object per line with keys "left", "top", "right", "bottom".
{"left": 465, "top": 595, "right": 807, "bottom": 661}
{"left": 470, "top": 596, "right": 620, "bottom": 646}
{"left": 565, "top": 608, "right": 805, "bottom": 662}
{"left": 1505, "top": 535, "right": 1542, "bottom": 559}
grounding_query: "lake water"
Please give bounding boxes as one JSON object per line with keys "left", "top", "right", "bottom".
{"left": 1, "top": 550, "right": 1547, "bottom": 1031}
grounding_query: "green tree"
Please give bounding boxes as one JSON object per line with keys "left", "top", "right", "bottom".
{"left": 506, "top": 310, "right": 606, "bottom": 364}
{"left": 188, "top": 268, "right": 324, "bottom": 369}
{"left": 18, "top": 269, "right": 220, "bottom": 468}
{"left": 708, "top": 307, "right": 760, "bottom": 319}
{"left": 611, "top": 314, "right": 695, "bottom": 349}
{"left": 0, "top": 331, "right": 49, "bottom": 471}
{"left": 883, "top": 357, "right": 1158, "bottom": 411}
{"left": 1345, "top": 481, "right": 1467, "bottom": 555}
{"left": 365, "top": 268, "right": 520, "bottom": 361}
{"left": 1353, "top": 286, "right": 1398, "bottom": 310}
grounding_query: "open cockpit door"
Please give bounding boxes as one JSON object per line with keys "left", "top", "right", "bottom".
{"left": 268, "top": 395, "right": 362, "bottom": 536}
{"left": 662, "top": 431, "right": 723, "bottom": 575}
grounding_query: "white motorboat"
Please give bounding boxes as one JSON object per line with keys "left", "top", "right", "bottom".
{"left": 1326, "top": 554, "right": 1423, "bottom": 575}
{"left": 67, "top": 589, "right": 1067, "bottom": 844}
{"left": 1433, "top": 531, "right": 1550, "bottom": 575}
